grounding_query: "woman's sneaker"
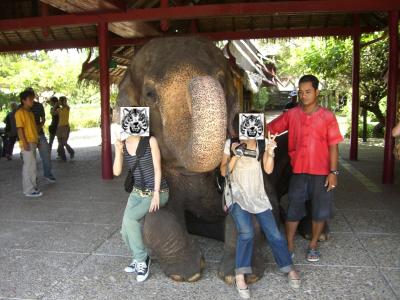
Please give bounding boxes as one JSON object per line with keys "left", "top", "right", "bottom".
{"left": 24, "top": 190, "right": 43, "bottom": 197}
{"left": 136, "top": 256, "right": 151, "bottom": 282}
{"left": 124, "top": 259, "right": 137, "bottom": 273}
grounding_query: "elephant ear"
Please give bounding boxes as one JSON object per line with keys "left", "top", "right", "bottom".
{"left": 115, "top": 68, "right": 141, "bottom": 123}
{"left": 117, "top": 68, "right": 140, "bottom": 107}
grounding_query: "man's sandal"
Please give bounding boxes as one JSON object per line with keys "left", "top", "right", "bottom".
{"left": 306, "top": 248, "right": 320, "bottom": 262}
{"left": 288, "top": 272, "right": 301, "bottom": 289}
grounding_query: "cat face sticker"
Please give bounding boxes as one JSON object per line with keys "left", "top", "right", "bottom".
{"left": 120, "top": 107, "right": 150, "bottom": 139}
{"left": 239, "top": 113, "right": 264, "bottom": 140}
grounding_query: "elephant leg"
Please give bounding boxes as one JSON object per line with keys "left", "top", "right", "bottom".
{"left": 218, "top": 215, "right": 266, "bottom": 285}
{"left": 218, "top": 215, "right": 236, "bottom": 284}
{"left": 143, "top": 209, "right": 204, "bottom": 282}
{"left": 247, "top": 218, "right": 266, "bottom": 284}
{"left": 298, "top": 200, "right": 330, "bottom": 241}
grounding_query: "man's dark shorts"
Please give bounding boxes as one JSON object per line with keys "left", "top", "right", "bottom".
{"left": 287, "top": 174, "right": 334, "bottom": 222}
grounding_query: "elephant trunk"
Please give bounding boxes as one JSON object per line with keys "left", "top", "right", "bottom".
{"left": 180, "top": 76, "right": 227, "bottom": 172}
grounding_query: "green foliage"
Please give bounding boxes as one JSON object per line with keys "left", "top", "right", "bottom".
{"left": 252, "top": 87, "right": 270, "bottom": 110}
{"left": 67, "top": 104, "right": 100, "bottom": 131}
{"left": 344, "top": 120, "right": 377, "bottom": 139}
{"left": 0, "top": 50, "right": 100, "bottom": 108}
{"left": 0, "top": 90, "right": 18, "bottom": 111}
{"left": 271, "top": 33, "right": 388, "bottom": 126}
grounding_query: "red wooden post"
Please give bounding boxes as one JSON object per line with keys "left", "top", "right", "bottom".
{"left": 350, "top": 15, "right": 360, "bottom": 161}
{"left": 40, "top": 2, "right": 49, "bottom": 38}
{"left": 160, "top": 0, "right": 169, "bottom": 32}
{"left": 98, "top": 22, "right": 113, "bottom": 180}
{"left": 382, "top": 10, "right": 399, "bottom": 184}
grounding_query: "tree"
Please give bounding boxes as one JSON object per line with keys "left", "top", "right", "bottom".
{"left": 359, "top": 36, "right": 388, "bottom": 136}
{"left": 270, "top": 33, "right": 389, "bottom": 136}
{"left": 0, "top": 50, "right": 99, "bottom": 107}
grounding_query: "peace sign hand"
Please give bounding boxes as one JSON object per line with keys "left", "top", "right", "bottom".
{"left": 266, "top": 131, "right": 277, "bottom": 156}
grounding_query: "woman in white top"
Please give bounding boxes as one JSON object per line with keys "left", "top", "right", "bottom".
{"left": 220, "top": 129, "right": 300, "bottom": 299}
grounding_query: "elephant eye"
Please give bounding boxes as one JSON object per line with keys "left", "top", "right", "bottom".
{"left": 143, "top": 85, "right": 158, "bottom": 102}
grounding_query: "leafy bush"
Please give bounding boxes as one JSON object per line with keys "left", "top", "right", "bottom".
{"left": 345, "top": 120, "right": 377, "bottom": 139}
{"left": 252, "top": 87, "right": 270, "bottom": 110}
{"left": 68, "top": 104, "right": 100, "bottom": 131}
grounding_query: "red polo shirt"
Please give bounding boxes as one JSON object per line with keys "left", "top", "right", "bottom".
{"left": 267, "top": 106, "right": 343, "bottom": 175}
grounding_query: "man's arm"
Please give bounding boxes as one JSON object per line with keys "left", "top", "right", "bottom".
{"left": 266, "top": 111, "right": 289, "bottom": 135}
{"left": 325, "top": 144, "right": 339, "bottom": 191}
{"left": 17, "top": 127, "right": 29, "bottom": 151}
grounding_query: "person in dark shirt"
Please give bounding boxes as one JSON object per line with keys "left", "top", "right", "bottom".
{"left": 2, "top": 102, "right": 18, "bottom": 160}
{"left": 284, "top": 91, "right": 298, "bottom": 111}
{"left": 26, "top": 87, "right": 56, "bottom": 182}
{"left": 48, "top": 96, "right": 60, "bottom": 157}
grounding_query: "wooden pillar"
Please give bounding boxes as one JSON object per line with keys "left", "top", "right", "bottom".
{"left": 382, "top": 11, "right": 399, "bottom": 184}
{"left": 98, "top": 22, "right": 113, "bottom": 180}
{"left": 160, "top": 0, "right": 169, "bottom": 31}
{"left": 350, "top": 15, "right": 360, "bottom": 161}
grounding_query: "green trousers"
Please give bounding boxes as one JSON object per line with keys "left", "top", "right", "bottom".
{"left": 120, "top": 190, "right": 169, "bottom": 263}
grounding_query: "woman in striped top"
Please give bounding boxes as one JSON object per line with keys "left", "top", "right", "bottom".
{"left": 113, "top": 135, "right": 169, "bottom": 282}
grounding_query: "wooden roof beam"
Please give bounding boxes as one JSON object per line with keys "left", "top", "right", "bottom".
{"left": 0, "top": 1, "right": 398, "bottom": 31}
{"left": 102, "top": 0, "right": 127, "bottom": 11}
{"left": 0, "top": 25, "right": 382, "bottom": 53}
{"left": 40, "top": 0, "right": 126, "bottom": 12}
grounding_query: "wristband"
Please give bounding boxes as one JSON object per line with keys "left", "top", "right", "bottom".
{"left": 330, "top": 170, "right": 339, "bottom": 175}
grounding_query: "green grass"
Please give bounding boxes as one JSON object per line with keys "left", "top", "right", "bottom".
{"left": 43, "top": 103, "right": 100, "bottom": 132}
{"left": 67, "top": 104, "right": 101, "bottom": 131}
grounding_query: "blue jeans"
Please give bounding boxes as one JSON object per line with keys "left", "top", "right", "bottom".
{"left": 38, "top": 134, "right": 54, "bottom": 178}
{"left": 229, "top": 203, "right": 293, "bottom": 275}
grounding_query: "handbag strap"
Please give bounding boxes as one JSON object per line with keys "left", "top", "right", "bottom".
{"left": 225, "top": 157, "right": 233, "bottom": 194}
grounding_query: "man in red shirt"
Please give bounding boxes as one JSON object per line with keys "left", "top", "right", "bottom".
{"left": 267, "top": 75, "right": 343, "bottom": 262}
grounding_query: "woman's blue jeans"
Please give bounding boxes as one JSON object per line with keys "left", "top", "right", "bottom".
{"left": 229, "top": 203, "right": 293, "bottom": 275}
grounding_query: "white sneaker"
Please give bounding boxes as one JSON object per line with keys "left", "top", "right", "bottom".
{"left": 24, "top": 191, "right": 43, "bottom": 197}
{"left": 44, "top": 176, "right": 56, "bottom": 183}
{"left": 136, "top": 256, "right": 151, "bottom": 282}
{"left": 124, "top": 259, "right": 137, "bottom": 273}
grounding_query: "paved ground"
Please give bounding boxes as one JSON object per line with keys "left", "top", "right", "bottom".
{"left": 0, "top": 127, "right": 399, "bottom": 300}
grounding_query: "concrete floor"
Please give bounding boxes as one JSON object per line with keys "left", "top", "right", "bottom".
{"left": 0, "top": 128, "right": 399, "bottom": 300}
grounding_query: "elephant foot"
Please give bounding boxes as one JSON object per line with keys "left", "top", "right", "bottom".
{"left": 218, "top": 251, "right": 235, "bottom": 283}
{"left": 218, "top": 250, "right": 265, "bottom": 285}
{"left": 219, "top": 272, "right": 261, "bottom": 285}
{"left": 303, "top": 232, "right": 330, "bottom": 242}
{"left": 169, "top": 272, "right": 201, "bottom": 282}
{"left": 246, "top": 273, "right": 261, "bottom": 284}
{"left": 169, "top": 274, "right": 185, "bottom": 282}
{"left": 163, "top": 254, "right": 203, "bottom": 282}
{"left": 222, "top": 274, "right": 235, "bottom": 285}
{"left": 169, "top": 257, "right": 205, "bottom": 282}
{"left": 143, "top": 210, "right": 204, "bottom": 282}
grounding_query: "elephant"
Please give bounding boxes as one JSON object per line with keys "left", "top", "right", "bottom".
{"left": 116, "top": 36, "right": 291, "bottom": 283}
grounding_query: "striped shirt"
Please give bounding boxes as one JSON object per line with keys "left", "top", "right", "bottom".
{"left": 123, "top": 140, "right": 168, "bottom": 191}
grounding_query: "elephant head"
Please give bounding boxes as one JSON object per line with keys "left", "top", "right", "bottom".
{"left": 117, "top": 37, "right": 238, "bottom": 173}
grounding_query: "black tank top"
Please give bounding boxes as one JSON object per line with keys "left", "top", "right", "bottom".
{"left": 123, "top": 141, "right": 168, "bottom": 191}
